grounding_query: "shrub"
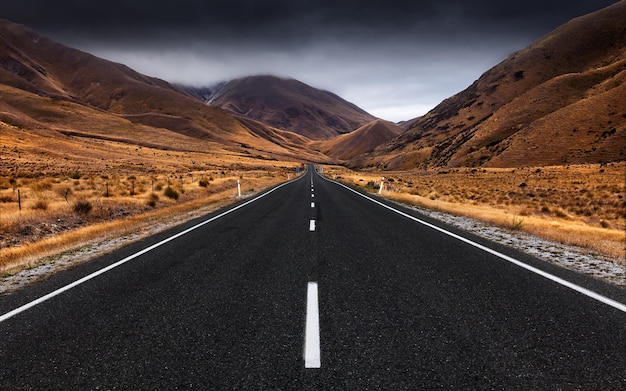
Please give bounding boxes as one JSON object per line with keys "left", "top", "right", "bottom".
{"left": 0, "top": 195, "right": 14, "bottom": 203}
{"left": 31, "top": 200, "right": 49, "bottom": 211}
{"left": 163, "top": 186, "right": 179, "bottom": 200}
{"left": 73, "top": 200, "right": 93, "bottom": 215}
{"left": 147, "top": 193, "right": 159, "bottom": 208}
{"left": 510, "top": 215, "right": 525, "bottom": 230}
{"left": 554, "top": 208, "right": 568, "bottom": 218}
{"left": 69, "top": 172, "right": 81, "bottom": 180}
{"left": 198, "top": 179, "right": 209, "bottom": 188}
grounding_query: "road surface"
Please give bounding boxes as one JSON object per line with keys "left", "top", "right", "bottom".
{"left": 1, "top": 165, "right": 625, "bottom": 389}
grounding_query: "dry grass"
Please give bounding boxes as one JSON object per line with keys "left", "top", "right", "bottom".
{"left": 0, "top": 115, "right": 307, "bottom": 276}
{"left": 325, "top": 163, "right": 625, "bottom": 262}
{"left": 0, "top": 169, "right": 298, "bottom": 274}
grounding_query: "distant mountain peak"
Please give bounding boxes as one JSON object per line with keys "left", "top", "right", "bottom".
{"left": 0, "top": 20, "right": 333, "bottom": 163}
{"left": 187, "top": 75, "right": 377, "bottom": 140}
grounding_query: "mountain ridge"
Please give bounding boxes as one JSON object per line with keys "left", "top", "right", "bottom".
{"left": 2, "top": 0, "right": 625, "bottom": 173}
{"left": 0, "top": 19, "right": 334, "bottom": 165}
{"left": 310, "top": 119, "right": 403, "bottom": 160}
{"left": 349, "top": 0, "right": 626, "bottom": 169}
{"left": 186, "top": 75, "right": 377, "bottom": 140}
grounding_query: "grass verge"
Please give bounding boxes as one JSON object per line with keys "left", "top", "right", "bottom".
{"left": 0, "top": 174, "right": 288, "bottom": 275}
{"left": 325, "top": 163, "right": 625, "bottom": 263}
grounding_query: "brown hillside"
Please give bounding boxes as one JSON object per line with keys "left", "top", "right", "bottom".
{"left": 202, "top": 75, "right": 377, "bottom": 140}
{"left": 311, "top": 119, "right": 403, "bottom": 160}
{"left": 0, "top": 19, "right": 254, "bottom": 143}
{"left": 0, "top": 20, "right": 329, "bottom": 164}
{"left": 351, "top": 1, "right": 626, "bottom": 169}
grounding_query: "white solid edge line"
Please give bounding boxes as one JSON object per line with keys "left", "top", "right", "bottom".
{"left": 305, "top": 282, "right": 321, "bottom": 368}
{"left": 0, "top": 174, "right": 306, "bottom": 324}
{"left": 317, "top": 172, "right": 626, "bottom": 314}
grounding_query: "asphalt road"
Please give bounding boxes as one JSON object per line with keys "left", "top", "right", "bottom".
{"left": 1, "top": 165, "right": 625, "bottom": 389}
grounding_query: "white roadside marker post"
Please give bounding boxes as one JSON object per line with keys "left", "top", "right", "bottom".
{"left": 237, "top": 179, "right": 241, "bottom": 198}
{"left": 379, "top": 177, "right": 385, "bottom": 195}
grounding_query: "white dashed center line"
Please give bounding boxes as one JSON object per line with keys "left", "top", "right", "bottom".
{"left": 309, "top": 220, "right": 316, "bottom": 231}
{"left": 304, "top": 282, "right": 321, "bottom": 368}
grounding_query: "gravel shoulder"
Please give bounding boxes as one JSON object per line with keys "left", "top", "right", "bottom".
{"left": 399, "top": 202, "right": 625, "bottom": 289}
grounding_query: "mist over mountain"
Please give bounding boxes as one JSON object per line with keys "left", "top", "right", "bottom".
{"left": 350, "top": 1, "right": 626, "bottom": 169}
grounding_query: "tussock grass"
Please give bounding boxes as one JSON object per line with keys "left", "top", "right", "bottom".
{"left": 0, "top": 170, "right": 294, "bottom": 274}
{"left": 327, "top": 163, "right": 625, "bottom": 262}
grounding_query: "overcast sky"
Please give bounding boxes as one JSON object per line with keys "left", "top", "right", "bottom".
{"left": 2, "top": 0, "right": 619, "bottom": 121}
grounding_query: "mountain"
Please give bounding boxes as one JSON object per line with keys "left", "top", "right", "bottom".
{"left": 0, "top": 19, "right": 330, "bottom": 166}
{"left": 0, "top": 20, "right": 232, "bottom": 140}
{"left": 191, "top": 75, "right": 377, "bottom": 140}
{"left": 311, "top": 119, "right": 403, "bottom": 160}
{"left": 351, "top": 1, "right": 626, "bottom": 170}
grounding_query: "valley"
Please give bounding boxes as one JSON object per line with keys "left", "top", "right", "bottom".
{"left": 1, "top": 1, "right": 625, "bottom": 280}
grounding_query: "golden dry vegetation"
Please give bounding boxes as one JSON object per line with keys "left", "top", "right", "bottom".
{"left": 0, "top": 169, "right": 296, "bottom": 274}
{"left": 325, "top": 163, "right": 625, "bottom": 262}
{"left": 0, "top": 122, "right": 302, "bottom": 274}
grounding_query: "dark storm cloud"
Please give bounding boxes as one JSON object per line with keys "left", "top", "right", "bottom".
{"left": 5, "top": 0, "right": 618, "bottom": 42}
{"left": 1, "top": 1, "right": 621, "bottom": 121}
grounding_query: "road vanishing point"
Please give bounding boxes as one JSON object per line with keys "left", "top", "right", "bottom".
{"left": 1, "top": 165, "right": 625, "bottom": 389}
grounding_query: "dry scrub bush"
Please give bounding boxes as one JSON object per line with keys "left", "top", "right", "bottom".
{"left": 31, "top": 199, "right": 49, "bottom": 211}
{"left": 0, "top": 171, "right": 289, "bottom": 273}
{"left": 0, "top": 194, "right": 15, "bottom": 203}
{"left": 147, "top": 193, "right": 159, "bottom": 208}
{"left": 73, "top": 200, "right": 93, "bottom": 215}
{"left": 163, "top": 186, "right": 179, "bottom": 200}
{"left": 327, "top": 163, "right": 625, "bottom": 261}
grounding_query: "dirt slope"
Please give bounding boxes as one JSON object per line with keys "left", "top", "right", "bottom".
{"left": 311, "top": 119, "right": 403, "bottom": 160}
{"left": 0, "top": 20, "right": 329, "bottom": 164}
{"left": 351, "top": 1, "right": 626, "bottom": 169}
